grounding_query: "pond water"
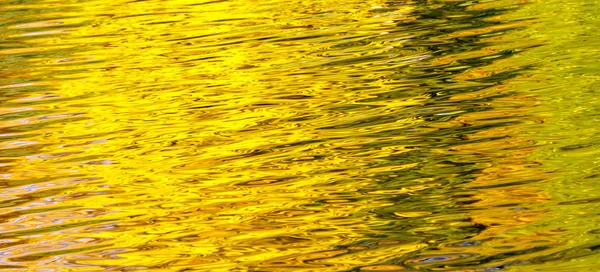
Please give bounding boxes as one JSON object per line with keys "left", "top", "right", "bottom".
{"left": 1, "top": 0, "right": 600, "bottom": 270}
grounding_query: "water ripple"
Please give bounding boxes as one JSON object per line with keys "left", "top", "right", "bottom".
{"left": 0, "top": 0, "right": 599, "bottom": 270}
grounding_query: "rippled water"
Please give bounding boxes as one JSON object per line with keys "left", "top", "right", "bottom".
{"left": 1, "top": 0, "right": 600, "bottom": 270}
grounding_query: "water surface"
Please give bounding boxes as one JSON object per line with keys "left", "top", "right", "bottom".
{"left": 1, "top": 0, "right": 600, "bottom": 270}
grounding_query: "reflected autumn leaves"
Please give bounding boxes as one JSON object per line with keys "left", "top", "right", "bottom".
{"left": 0, "top": 0, "right": 598, "bottom": 271}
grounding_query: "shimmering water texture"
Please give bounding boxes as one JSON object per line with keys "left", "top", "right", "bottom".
{"left": 1, "top": 0, "right": 600, "bottom": 271}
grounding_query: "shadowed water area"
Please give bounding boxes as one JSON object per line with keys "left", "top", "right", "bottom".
{"left": 1, "top": 0, "right": 600, "bottom": 270}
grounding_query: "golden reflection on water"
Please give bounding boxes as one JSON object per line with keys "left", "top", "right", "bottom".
{"left": 1, "top": 0, "right": 600, "bottom": 270}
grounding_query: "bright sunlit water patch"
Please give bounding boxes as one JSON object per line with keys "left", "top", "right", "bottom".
{"left": 1, "top": 0, "right": 600, "bottom": 270}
